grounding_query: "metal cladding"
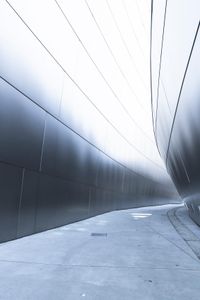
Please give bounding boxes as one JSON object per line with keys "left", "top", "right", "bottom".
{"left": 151, "top": 0, "right": 200, "bottom": 224}
{"left": 0, "top": 0, "right": 178, "bottom": 242}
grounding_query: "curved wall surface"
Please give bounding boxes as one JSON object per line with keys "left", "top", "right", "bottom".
{"left": 0, "top": 0, "right": 178, "bottom": 242}
{"left": 151, "top": 0, "right": 200, "bottom": 224}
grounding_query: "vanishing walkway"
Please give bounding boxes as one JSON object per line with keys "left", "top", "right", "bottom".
{"left": 0, "top": 204, "right": 200, "bottom": 299}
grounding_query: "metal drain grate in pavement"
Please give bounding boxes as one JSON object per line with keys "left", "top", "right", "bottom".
{"left": 91, "top": 233, "right": 107, "bottom": 237}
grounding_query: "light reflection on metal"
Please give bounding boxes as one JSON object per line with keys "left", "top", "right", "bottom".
{"left": 151, "top": 0, "right": 200, "bottom": 224}
{"left": 0, "top": 0, "right": 179, "bottom": 242}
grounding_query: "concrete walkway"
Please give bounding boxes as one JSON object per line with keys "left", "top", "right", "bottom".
{"left": 0, "top": 204, "right": 200, "bottom": 300}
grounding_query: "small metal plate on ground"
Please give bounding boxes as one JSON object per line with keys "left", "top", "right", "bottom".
{"left": 91, "top": 233, "right": 107, "bottom": 237}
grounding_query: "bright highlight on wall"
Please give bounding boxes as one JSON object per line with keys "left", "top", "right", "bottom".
{"left": 1, "top": 0, "right": 170, "bottom": 182}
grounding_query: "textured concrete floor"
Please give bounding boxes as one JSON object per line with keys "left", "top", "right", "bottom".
{"left": 0, "top": 204, "right": 200, "bottom": 300}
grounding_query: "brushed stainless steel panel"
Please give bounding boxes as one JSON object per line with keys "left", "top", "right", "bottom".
{"left": 0, "top": 78, "right": 45, "bottom": 170}
{"left": 41, "top": 114, "right": 99, "bottom": 185}
{"left": 0, "top": 162, "right": 22, "bottom": 242}
{"left": 166, "top": 30, "right": 200, "bottom": 198}
{"left": 35, "top": 173, "right": 89, "bottom": 232}
{"left": 17, "top": 169, "right": 39, "bottom": 238}
{"left": 0, "top": 0, "right": 63, "bottom": 116}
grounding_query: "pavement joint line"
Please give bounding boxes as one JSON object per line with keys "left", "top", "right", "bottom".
{"left": 0, "top": 259, "right": 199, "bottom": 271}
{"left": 149, "top": 225, "right": 200, "bottom": 263}
{"left": 148, "top": 207, "right": 200, "bottom": 261}
{"left": 167, "top": 207, "right": 200, "bottom": 260}
{"left": 174, "top": 208, "right": 200, "bottom": 241}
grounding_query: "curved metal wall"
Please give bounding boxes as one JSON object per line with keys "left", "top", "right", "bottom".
{"left": 151, "top": 0, "right": 200, "bottom": 224}
{"left": 0, "top": 0, "right": 178, "bottom": 242}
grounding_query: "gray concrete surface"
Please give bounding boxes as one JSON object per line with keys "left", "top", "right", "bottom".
{"left": 0, "top": 204, "right": 200, "bottom": 300}
{"left": 176, "top": 206, "right": 200, "bottom": 240}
